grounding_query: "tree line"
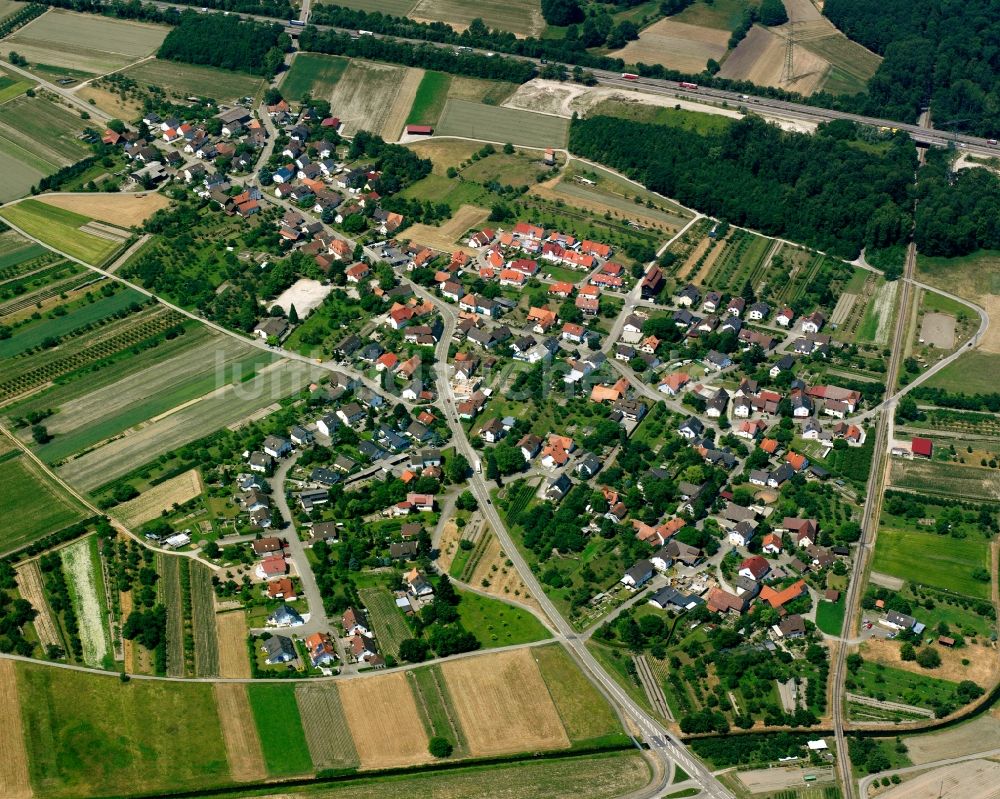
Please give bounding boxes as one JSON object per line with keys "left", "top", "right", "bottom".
{"left": 569, "top": 114, "right": 917, "bottom": 259}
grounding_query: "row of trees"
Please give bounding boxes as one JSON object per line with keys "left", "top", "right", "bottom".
{"left": 568, "top": 114, "right": 917, "bottom": 259}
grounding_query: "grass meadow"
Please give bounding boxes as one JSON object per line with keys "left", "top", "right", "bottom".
{"left": 16, "top": 662, "right": 230, "bottom": 797}
{"left": 122, "top": 59, "right": 266, "bottom": 102}
{"left": 871, "top": 524, "right": 991, "bottom": 599}
{"left": 436, "top": 99, "right": 569, "bottom": 148}
{"left": 282, "top": 53, "right": 349, "bottom": 102}
{"left": 0, "top": 200, "right": 120, "bottom": 265}
{"left": 406, "top": 70, "right": 451, "bottom": 126}
{"left": 0, "top": 452, "right": 88, "bottom": 553}
{"left": 247, "top": 684, "right": 314, "bottom": 776}
{"left": 925, "top": 350, "right": 1000, "bottom": 394}
{"left": 455, "top": 589, "right": 551, "bottom": 648}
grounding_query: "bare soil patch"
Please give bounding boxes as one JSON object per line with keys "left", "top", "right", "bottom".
{"left": 868, "top": 571, "right": 904, "bottom": 591}
{"left": 339, "top": 671, "right": 431, "bottom": 769}
{"left": 74, "top": 85, "right": 144, "bottom": 122}
{"left": 328, "top": 60, "right": 409, "bottom": 138}
{"left": 920, "top": 311, "right": 957, "bottom": 349}
{"left": 782, "top": 0, "right": 823, "bottom": 23}
{"left": 382, "top": 66, "right": 424, "bottom": 141}
{"left": 37, "top": 192, "right": 169, "bottom": 227}
{"left": 112, "top": 469, "right": 203, "bottom": 528}
{"left": 0, "top": 659, "right": 32, "bottom": 799}
{"left": 830, "top": 292, "right": 856, "bottom": 326}
{"left": 120, "top": 587, "right": 134, "bottom": 672}
{"left": 436, "top": 518, "right": 462, "bottom": 573}
{"left": 441, "top": 648, "right": 569, "bottom": 756}
{"left": 467, "top": 531, "right": 545, "bottom": 617}
{"left": 405, "top": 204, "right": 489, "bottom": 254}
{"left": 16, "top": 560, "right": 59, "bottom": 649}
{"left": 880, "top": 759, "right": 1000, "bottom": 799}
{"left": 904, "top": 714, "right": 1000, "bottom": 765}
{"left": 215, "top": 610, "right": 251, "bottom": 678}
{"left": 738, "top": 766, "right": 835, "bottom": 792}
{"left": 610, "top": 19, "right": 728, "bottom": 72}
{"left": 213, "top": 683, "right": 267, "bottom": 782}
{"left": 692, "top": 235, "right": 727, "bottom": 284}
{"left": 860, "top": 638, "right": 997, "bottom": 687}
{"left": 271, "top": 278, "right": 333, "bottom": 319}
{"left": 718, "top": 25, "right": 830, "bottom": 96}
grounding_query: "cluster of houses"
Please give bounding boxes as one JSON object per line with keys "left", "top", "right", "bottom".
{"left": 467, "top": 223, "right": 615, "bottom": 273}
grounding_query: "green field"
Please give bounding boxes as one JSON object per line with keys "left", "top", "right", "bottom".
{"left": 889, "top": 457, "right": 1000, "bottom": 503}
{"left": 0, "top": 148, "right": 43, "bottom": 203}
{"left": 455, "top": 589, "right": 551, "bottom": 648}
{"left": 436, "top": 99, "right": 569, "bottom": 148}
{"left": 404, "top": 0, "right": 545, "bottom": 37}
{"left": 0, "top": 200, "right": 121, "bottom": 265}
{"left": 0, "top": 95, "right": 91, "bottom": 165}
{"left": 672, "top": 0, "right": 756, "bottom": 31}
{"left": 409, "top": 664, "right": 469, "bottom": 756}
{"left": 122, "top": 58, "right": 266, "bottom": 102}
{"left": 0, "top": 451, "right": 88, "bottom": 553}
{"left": 281, "top": 53, "right": 349, "bottom": 101}
{"left": 925, "top": 350, "right": 1000, "bottom": 394}
{"left": 588, "top": 98, "right": 733, "bottom": 135}
{"left": 0, "top": 288, "right": 144, "bottom": 358}
{"left": 247, "top": 684, "right": 314, "bottom": 776}
{"left": 805, "top": 33, "right": 881, "bottom": 97}
{"left": 850, "top": 661, "right": 961, "bottom": 710}
{"left": 317, "top": 0, "right": 418, "bottom": 14}
{"left": 534, "top": 644, "right": 627, "bottom": 746}
{"left": 815, "top": 596, "right": 846, "bottom": 636}
{"left": 0, "top": 70, "right": 33, "bottom": 103}
{"left": 16, "top": 661, "right": 230, "bottom": 797}
{"left": 358, "top": 587, "right": 412, "bottom": 659}
{"left": 162, "top": 750, "right": 652, "bottom": 799}
{"left": 407, "top": 70, "right": 452, "bottom": 126}
{"left": 871, "top": 525, "right": 991, "bottom": 599}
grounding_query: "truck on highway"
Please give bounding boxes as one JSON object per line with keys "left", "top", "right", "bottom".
{"left": 679, "top": 81, "right": 699, "bottom": 90}
{"left": 621, "top": 73, "right": 638, "bottom": 80}
{"left": 989, "top": 138, "right": 999, "bottom": 145}
{"left": 287, "top": 19, "right": 304, "bottom": 26}
{"left": 475, "top": 458, "right": 482, "bottom": 473}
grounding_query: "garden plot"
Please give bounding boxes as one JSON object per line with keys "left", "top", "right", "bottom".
{"left": 0, "top": 8, "right": 166, "bottom": 75}
{"left": 327, "top": 60, "right": 414, "bottom": 138}
{"left": 437, "top": 99, "right": 569, "bottom": 148}
{"left": 869, "top": 279, "right": 898, "bottom": 345}
{"left": 830, "top": 292, "right": 856, "bottom": 326}
{"left": 358, "top": 587, "right": 410, "bottom": 659}
{"left": 38, "top": 192, "right": 170, "bottom": 228}
{"left": 718, "top": 25, "right": 831, "bottom": 96}
{"left": 271, "top": 278, "right": 333, "bottom": 319}
{"left": 111, "top": 469, "right": 203, "bottom": 528}
{"left": 191, "top": 562, "right": 219, "bottom": 677}
{"left": 441, "top": 648, "right": 569, "bottom": 756}
{"left": 610, "top": 19, "right": 729, "bottom": 72}
{"left": 60, "top": 536, "right": 111, "bottom": 668}
{"left": 58, "top": 358, "right": 323, "bottom": 492}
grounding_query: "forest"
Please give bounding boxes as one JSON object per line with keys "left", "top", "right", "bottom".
{"left": 158, "top": 12, "right": 287, "bottom": 76}
{"left": 824, "top": 0, "right": 1000, "bottom": 136}
{"left": 914, "top": 150, "right": 1000, "bottom": 257}
{"left": 569, "top": 115, "right": 916, "bottom": 259}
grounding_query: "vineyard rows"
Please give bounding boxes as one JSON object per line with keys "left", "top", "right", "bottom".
{"left": 295, "top": 684, "right": 360, "bottom": 770}
{"left": 191, "top": 562, "right": 220, "bottom": 677}
{"left": 0, "top": 307, "right": 183, "bottom": 401}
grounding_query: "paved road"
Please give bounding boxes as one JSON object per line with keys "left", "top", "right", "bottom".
{"left": 0, "top": 57, "right": 112, "bottom": 121}
{"left": 856, "top": 747, "right": 1000, "bottom": 798}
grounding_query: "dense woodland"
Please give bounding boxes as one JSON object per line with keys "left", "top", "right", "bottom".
{"left": 158, "top": 12, "right": 288, "bottom": 76}
{"left": 914, "top": 150, "right": 1000, "bottom": 257}
{"left": 569, "top": 115, "right": 916, "bottom": 258}
{"left": 824, "top": 0, "right": 1000, "bottom": 135}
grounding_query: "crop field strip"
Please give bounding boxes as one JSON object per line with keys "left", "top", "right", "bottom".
{"left": 157, "top": 553, "right": 186, "bottom": 677}
{"left": 215, "top": 610, "right": 251, "bottom": 677}
{"left": 0, "top": 199, "right": 124, "bottom": 265}
{"left": 295, "top": 683, "right": 361, "bottom": 771}
{"left": 889, "top": 457, "right": 1000, "bottom": 504}
{"left": 0, "top": 451, "right": 88, "bottom": 553}
{"left": 281, "top": 53, "right": 349, "bottom": 102}
{"left": 191, "top": 562, "right": 219, "bottom": 677}
{"left": 60, "top": 536, "right": 111, "bottom": 668}
{"left": 121, "top": 59, "right": 266, "bottom": 103}
{"left": 408, "top": 664, "right": 468, "bottom": 756}
{"left": 436, "top": 99, "right": 570, "bottom": 148}
{"left": 247, "top": 684, "right": 314, "bottom": 777}
{"left": 339, "top": 670, "right": 432, "bottom": 769}
{"left": 112, "top": 469, "right": 203, "bottom": 528}
{"left": 0, "top": 305, "right": 184, "bottom": 404}
{"left": 0, "top": 95, "right": 91, "bottom": 166}
{"left": 15, "top": 559, "right": 61, "bottom": 649}
{"left": 701, "top": 229, "right": 772, "bottom": 293}
{"left": 358, "top": 586, "right": 410, "bottom": 659}
{"left": 0, "top": 660, "right": 31, "bottom": 799}
{"left": 0, "top": 269, "right": 99, "bottom": 321}
{"left": 213, "top": 683, "right": 267, "bottom": 782}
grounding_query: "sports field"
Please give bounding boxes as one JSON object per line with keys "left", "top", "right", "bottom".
{"left": 0, "top": 452, "right": 88, "bottom": 554}
{"left": 436, "top": 99, "right": 569, "bottom": 148}
{"left": 122, "top": 58, "right": 266, "bottom": 102}
{"left": 281, "top": 53, "right": 349, "bottom": 102}
{"left": 0, "top": 8, "right": 166, "bottom": 74}
{"left": 871, "top": 524, "right": 992, "bottom": 599}
{"left": 0, "top": 199, "right": 121, "bottom": 265}
{"left": 408, "top": 0, "right": 545, "bottom": 37}
{"left": 16, "top": 662, "right": 230, "bottom": 797}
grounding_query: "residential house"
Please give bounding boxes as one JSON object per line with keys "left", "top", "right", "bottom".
{"left": 621, "top": 559, "right": 654, "bottom": 589}
{"left": 262, "top": 634, "right": 297, "bottom": 664}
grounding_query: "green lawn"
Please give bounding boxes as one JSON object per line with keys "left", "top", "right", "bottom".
{"left": 534, "top": 643, "right": 628, "bottom": 747}
{"left": 815, "top": 596, "right": 846, "bottom": 636}
{"left": 455, "top": 588, "right": 551, "bottom": 649}
{"left": 925, "top": 350, "right": 1000, "bottom": 394}
{"left": 407, "top": 71, "right": 452, "bottom": 126}
{"left": 122, "top": 58, "right": 266, "bottom": 103}
{"left": 0, "top": 452, "right": 88, "bottom": 553}
{"left": 246, "top": 684, "right": 314, "bottom": 776}
{"left": 871, "top": 525, "right": 991, "bottom": 600}
{"left": 0, "top": 73, "right": 33, "bottom": 103}
{"left": 281, "top": 53, "right": 349, "bottom": 101}
{"left": 0, "top": 200, "right": 120, "bottom": 265}
{"left": 673, "top": 0, "right": 755, "bottom": 30}
{"left": 850, "top": 661, "right": 960, "bottom": 710}
{"left": 16, "top": 662, "right": 230, "bottom": 797}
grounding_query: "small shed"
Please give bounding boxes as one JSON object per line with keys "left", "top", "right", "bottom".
{"left": 406, "top": 124, "right": 433, "bottom": 135}
{"left": 911, "top": 436, "right": 933, "bottom": 458}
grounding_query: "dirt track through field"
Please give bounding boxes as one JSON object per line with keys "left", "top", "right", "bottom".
{"left": 339, "top": 672, "right": 431, "bottom": 769}
{"left": 215, "top": 611, "right": 250, "bottom": 678}
{"left": 442, "top": 648, "right": 569, "bottom": 756}
{"left": 38, "top": 193, "right": 170, "bottom": 227}
{"left": 15, "top": 560, "right": 60, "bottom": 649}
{"left": 0, "top": 660, "right": 32, "bottom": 798}
{"left": 213, "top": 683, "right": 267, "bottom": 782}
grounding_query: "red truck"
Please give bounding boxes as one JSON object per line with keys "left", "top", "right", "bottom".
{"left": 621, "top": 73, "right": 638, "bottom": 80}
{"left": 679, "top": 81, "right": 699, "bottom": 90}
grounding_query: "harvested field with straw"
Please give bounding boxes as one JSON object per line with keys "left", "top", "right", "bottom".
{"left": 404, "top": 204, "right": 489, "bottom": 254}
{"left": 441, "top": 648, "right": 569, "bottom": 756}
{"left": 16, "top": 559, "right": 60, "bottom": 649}
{"left": 610, "top": 19, "right": 728, "bottom": 72}
{"left": 215, "top": 610, "right": 251, "bottom": 678}
{"left": 339, "top": 671, "right": 431, "bottom": 769}
{"left": 718, "top": 25, "right": 830, "bottom": 96}
{"left": 37, "top": 193, "right": 169, "bottom": 228}
{"left": 328, "top": 60, "right": 412, "bottom": 138}
{"left": 213, "top": 683, "right": 266, "bottom": 782}
{"left": 112, "top": 469, "right": 203, "bottom": 528}
{"left": 0, "top": 660, "right": 31, "bottom": 799}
